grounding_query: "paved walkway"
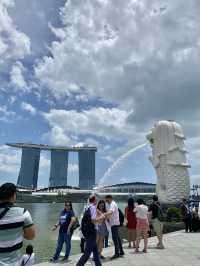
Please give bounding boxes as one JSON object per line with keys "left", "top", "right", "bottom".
{"left": 36, "top": 231, "right": 200, "bottom": 266}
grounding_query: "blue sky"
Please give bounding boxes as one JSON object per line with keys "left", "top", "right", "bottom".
{"left": 0, "top": 0, "right": 200, "bottom": 188}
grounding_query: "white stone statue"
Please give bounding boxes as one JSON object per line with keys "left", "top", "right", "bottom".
{"left": 146, "top": 120, "right": 190, "bottom": 203}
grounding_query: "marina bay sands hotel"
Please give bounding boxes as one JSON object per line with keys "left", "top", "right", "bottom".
{"left": 7, "top": 143, "right": 97, "bottom": 190}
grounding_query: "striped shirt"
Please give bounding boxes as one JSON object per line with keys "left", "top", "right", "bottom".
{"left": 0, "top": 203, "right": 34, "bottom": 266}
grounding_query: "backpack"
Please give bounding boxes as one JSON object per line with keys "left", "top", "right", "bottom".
{"left": 157, "top": 204, "right": 165, "bottom": 222}
{"left": 118, "top": 208, "right": 124, "bottom": 226}
{"left": 0, "top": 207, "right": 10, "bottom": 220}
{"left": 81, "top": 208, "right": 96, "bottom": 238}
{"left": 20, "top": 255, "right": 31, "bottom": 266}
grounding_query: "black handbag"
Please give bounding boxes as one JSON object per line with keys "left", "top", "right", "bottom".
{"left": 70, "top": 217, "right": 80, "bottom": 234}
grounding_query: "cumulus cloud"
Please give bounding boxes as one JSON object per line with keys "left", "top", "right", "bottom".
{"left": 34, "top": 0, "right": 200, "bottom": 120}
{"left": 68, "top": 163, "right": 78, "bottom": 173}
{"left": 8, "top": 96, "right": 17, "bottom": 105}
{"left": 42, "top": 107, "right": 135, "bottom": 144}
{"left": 185, "top": 136, "right": 200, "bottom": 168}
{"left": 42, "top": 126, "right": 71, "bottom": 146}
{"left": 10, "top": 61, "right": 27, "bottom": 90}
{"left": 21, "top": 102, "right": 36, "bottom": 116}
{"left": 33, "top": 0, "right": 200, "bottom": 175}
{"left": 0, "top": 0, "right": 30, "bottom": 61}
{"left": 0, "top": 145, "right": 50, "bottom": 178}
{"left": 0, "top": 0, "right": 31, "bottom": 99}
{"left": 101, "top": 155, "right": 114, "bottom": 163}
{"left": 0, "top": 145, "right": 21, "bottom": 185}
{"left": 0, "top": 105, "right": 16, "bottom": 122}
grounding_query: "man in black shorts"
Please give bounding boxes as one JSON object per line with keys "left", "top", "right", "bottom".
{"left": 149, "top": 195, "right": 164, "bottom": 249}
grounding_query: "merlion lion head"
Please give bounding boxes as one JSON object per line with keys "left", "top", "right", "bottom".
{"left": 146, "top": 120, "right": 188, "bottom": 168}
{"left": 146, "top": 120, "right": 190, "bottom": 203}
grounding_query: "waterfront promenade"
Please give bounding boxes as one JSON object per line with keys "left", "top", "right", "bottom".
{"left": 36, "top": 230, "right": 200, "bottom": 266}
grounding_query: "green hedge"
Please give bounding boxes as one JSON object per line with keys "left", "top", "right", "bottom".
{"left": 166, "top": 207, "right": 181, "bottom": 222}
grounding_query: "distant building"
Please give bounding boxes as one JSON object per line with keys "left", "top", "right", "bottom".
{"left": 79, "top": 150, "right": 96, "bottom": 189}
{"left": 7, "top": 143, "right": 97, "bottom": 190}
{"left": 49, "top": 150, "right": 69, "bottom": 187}
{"left": 17, "top": 148, "right": 40, "bottom": 189}
{"left": 99, "top": 182, "right": 156, "bottom": 194}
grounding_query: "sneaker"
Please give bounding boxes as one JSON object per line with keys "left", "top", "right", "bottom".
{"left": 157, "top": 245, "right": 165, "bottom": 249}
{"left": 50, "top": 258, "right": 58, "bottom": 263}
{"left": 110, "top": 254, "right": 120, "bottom": 260}
{"left": 119, "top": 251, "right": 125, "bottom": 256}
{"left": 61, "top": 257, "right": 69, "bottom": 261}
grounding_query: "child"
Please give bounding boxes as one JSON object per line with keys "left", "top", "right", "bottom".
{"left": 20, "top": 245, "right": 35, "bottom": 266}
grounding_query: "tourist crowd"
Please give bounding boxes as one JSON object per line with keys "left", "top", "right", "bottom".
{"left": 0, "top": 182, "right": 197, "bottom": 266}
{"left": 180, "top": 198, "right": 200, "bottom": 233}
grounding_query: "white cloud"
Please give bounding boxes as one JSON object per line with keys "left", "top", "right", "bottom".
{"left": 9, "top": 96, "right": 17, "bottom": 105}
{"left": 0, "top": 0, "right": 30, "bottom": 61}
{"left": 42, "top": 126, "right": 71, "bottom": 146}
{"left": 21, "top": 102, "right": 36, "bottom": 116}
{"left": 0, "top": 145, "right": 20, "bottom": 175}
{"left": 0, "top": 105, "right": 16, "bottom": 122}
{"left": 185, "top": 136, "right": 200, "bottom": 167}
{"left": 101, "top": 155, "right": 114, "bottom": 163}
{"left": 10, "top": 61, "right": 27, "bottom": 90}
{"left": 0, "top": 146, "right": 50, "bottom": 178}
{"left": 42, "top": 107, "right": 135, "bottom": 144}
{"left": 39, "top": 155, "right": 50, "bottom": 169}
{"left": 33, "top": 0, "right": 200, "bottom": 127}
{"left": 68, "top": 163, "right": 78, "bottom": 173}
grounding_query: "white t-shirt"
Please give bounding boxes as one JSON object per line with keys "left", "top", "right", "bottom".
{"left": 106, "top": 200, "right": 120, "bottom": 226}
{"left": 20, "top": 253, "right": 35, "bottom": 266}
{"left": 89, "top": 204, "right": 97, "bottom": 220}
{"left": 134, "top": 205, "right": 148, "bottom": 219}
{"left": 88, "top": 203, "right": 98, "bottom": 229}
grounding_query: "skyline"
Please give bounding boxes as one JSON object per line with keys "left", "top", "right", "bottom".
{"left": 0, "top": 0, "right": 200, "bottom": 187}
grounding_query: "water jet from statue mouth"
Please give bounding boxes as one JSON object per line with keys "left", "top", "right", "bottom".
{"left": 98, "top": 142, "right": 148, "bottom": 188}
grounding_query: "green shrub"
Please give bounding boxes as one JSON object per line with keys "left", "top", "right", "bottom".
{"left": 167, "top": 207, "right": 181, "bottom": 222}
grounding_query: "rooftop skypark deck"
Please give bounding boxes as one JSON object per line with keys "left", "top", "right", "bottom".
{"left": 6, "top": 143, "right": 97, "bottom": 151}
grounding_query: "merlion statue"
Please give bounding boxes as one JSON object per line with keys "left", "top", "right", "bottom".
{"left": 146, "top": 120, "right": 190, "bottom": 203}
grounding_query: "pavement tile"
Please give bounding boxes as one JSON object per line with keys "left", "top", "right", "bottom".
{"left": 35, "top": 231, "right": 200, "bottom": 266}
